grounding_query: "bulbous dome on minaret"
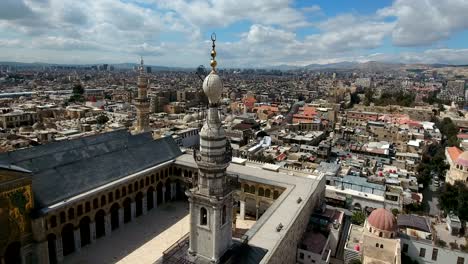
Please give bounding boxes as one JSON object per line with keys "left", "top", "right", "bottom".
{"left": 203, "top": 73, "right": 223, "bottom": 105}
{"left": 202, "top": 34, "right": 223, "bottom": 105}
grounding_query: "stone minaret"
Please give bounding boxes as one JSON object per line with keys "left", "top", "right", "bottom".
{"left": 188, "top": 34, "right": 233, "bottom": 262}
{"left": 133, "top": 57, "right": 150, "bottom": 133}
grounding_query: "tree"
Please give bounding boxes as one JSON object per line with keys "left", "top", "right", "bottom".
{"left": 351, "top": 211, "right": 366, "bottom": 226}
{"left": 439, "top": 181, "right": 468, "bottom": 221}
{"left": 349, "top": 259, "right": 362, "bottom": 264}
{"left": 72, "top": 83, "right": 84, "bottom": 95}
{"left": 69, "top": 83, "right": 85, "bottom": 103}
{"left": 391, "top": 208, "right": 399, "bottom": 216}
{"left": 96, "top": 114, "right": 109, "bottom": 125}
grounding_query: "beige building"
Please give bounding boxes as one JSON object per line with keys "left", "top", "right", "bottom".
{"left": 445, "top": 146, "right": 468, "bottom": 185}
{"left": 345, "top": 208, "right": 401, "bottom": 264}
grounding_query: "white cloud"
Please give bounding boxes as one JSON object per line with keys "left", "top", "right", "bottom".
{"left": 157, "top": 0, "right": 310, "bottom": 29}
{"left": 378, "top": 0, "right": 468, "bottom": 46}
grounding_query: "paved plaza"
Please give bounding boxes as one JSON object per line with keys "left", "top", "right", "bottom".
{"left": 64, "top": 201, "right": 190, "bottom": 264}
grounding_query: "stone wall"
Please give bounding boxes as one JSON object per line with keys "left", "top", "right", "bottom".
{"left": 264, "top": 175, "right": 326, "bottom": 264}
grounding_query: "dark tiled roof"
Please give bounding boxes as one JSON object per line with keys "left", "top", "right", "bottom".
{"left": 0, "top": 130, "right": 182, "bottom": 208}
{"left": 397, "top": 214, "right": 431, "bottom": 233}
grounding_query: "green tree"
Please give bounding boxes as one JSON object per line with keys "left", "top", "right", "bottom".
{"left": 69, "top": 83, "right": 85, "bottom": 103}
{"left": 96, "top": 114, "right": 109, "bottom": 125}
{"left": 351, "top": 211, "right": 366, "bottom": 226}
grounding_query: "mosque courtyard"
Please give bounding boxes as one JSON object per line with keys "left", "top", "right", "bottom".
{"left": 64, "top": 201, "right": 190, "bottom": 264}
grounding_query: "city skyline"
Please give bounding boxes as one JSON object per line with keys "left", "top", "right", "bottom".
{"left": 1, "top": 0, "right": 468, "bottom": 67}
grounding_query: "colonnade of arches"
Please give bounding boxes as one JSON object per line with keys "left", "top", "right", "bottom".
{"left": 43, "top": 165, "right": 198, "bottom": 264}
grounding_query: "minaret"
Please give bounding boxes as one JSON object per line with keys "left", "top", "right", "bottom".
{"left": 133, "top": 57, "right": 150, "bottom": 133}
{"left": 188, "top": 34, "right": 233, "bottom": 262}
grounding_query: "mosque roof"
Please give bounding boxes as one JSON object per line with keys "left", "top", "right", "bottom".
{"left": 0, "top": 130, "right": 182, "bottom": 209}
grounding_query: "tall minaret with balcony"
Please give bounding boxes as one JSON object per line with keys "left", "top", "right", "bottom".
{"left": 133, "top": 57, "right": 150, "bottom": 133}
{"left": 188, "top": 34, "right": 233, "bottom": 262}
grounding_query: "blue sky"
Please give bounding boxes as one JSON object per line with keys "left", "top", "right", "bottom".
{"left": 0, "top": 0, "right": 468, "bottom": 67}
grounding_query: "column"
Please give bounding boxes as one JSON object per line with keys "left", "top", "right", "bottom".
{"left": 171, "top": 182, "right": 176, "bottom": 200}
{"left": 90, "top": 222, "right": 96, "bottom": 243}
{"left": 131, "top": 202, "right": 136, "bottom": 219}
{"left": 143, "top": 195, "right": 148, "bottom": 215}
{"left": 153, "top": 191, "right": 157, "bottom": 208}
{"left": 35, "top": 241, "right": 49, "bottom": 264}
{"left": 56, "top": 235, "right": 64, "bottom": 263}
{"left": 212, "top": 207, "right": 219, "bottom": 262}
{"left": 188, "top": 199, "right": 196, "bottom": 255}
{"left": 255, "top": 204, "right": 259, "bottom": 221}
{"left": 73, "top": 229, "right": 81, "bottom": 253}
{"left": 162, "top": 187, "right": 166, "bottom": 204}
{"left": 239, "top": 200, "right": 245, "bottom": 220}
{"left": 118, "top": 208, "right": 124, "bottom": 226}
{"left": 104, "top": 214, "right": 112, "bottom": 235}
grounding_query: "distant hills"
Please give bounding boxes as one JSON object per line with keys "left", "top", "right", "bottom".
{"left": 1, "top": 60, "right": 467, "bottom": 72}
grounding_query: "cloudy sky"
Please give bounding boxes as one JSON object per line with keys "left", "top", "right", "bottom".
{"left": 1, "top": 0, "right": 468, "bottom": 67}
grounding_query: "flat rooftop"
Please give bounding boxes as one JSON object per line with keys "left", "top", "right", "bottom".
{"left": 175, "top": 153, "right": 325, "bottom": 263}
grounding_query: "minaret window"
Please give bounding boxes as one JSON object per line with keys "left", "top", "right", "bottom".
{"left": 222, "top": 205, "right": 227, "bottom": 225}
{"left": 200, "top": 207, "right": 208, "bottom": 225}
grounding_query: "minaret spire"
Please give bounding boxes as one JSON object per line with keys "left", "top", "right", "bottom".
{"left": 188, "top": 33, "right": 233, "bottom": 262}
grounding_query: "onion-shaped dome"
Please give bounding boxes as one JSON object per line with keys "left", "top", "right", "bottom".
{"left": 203, "top": 73, "right": 223, "bottom": 105}
{"left": 368, "top": 208, "right": 396, "bottom": 232}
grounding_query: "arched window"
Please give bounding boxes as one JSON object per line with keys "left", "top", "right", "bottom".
{"left": 115, "top": 190, "right": 120, "bottom": 199}
{"left": 376, "top": 243, "right": 379, "bottom": 247}
{"left": 146, "top": 177, "right": 150, "bottom": 186}
{"left": 265, "top": 189, "right": 271, "bottom": 197}
{"left": 156, "top": 172, "right": 160, "bottom": 181}
{"left": 380, "top": 244, "right": 384, "bottom": 248}
{"left": 134, "top": 182, "right": 138, "bottom": 190}
{"left": 128, "top": 184, "right": 133, "bottom": 193}
{"left": 101, "top": 195, "right": 106, "bottom": 206}
{"left": 390, "top": 233, "right": 394, "bottom": 238}
{"left": 68, "top": 208, "right": 75, "bottom": 220}
{"left": 93, "top": 198, "right": 99, "bottom": 209}
{"left": 258, "top": 188, "right": 265, "bottom": 196}
{"left": 50, "top": 216, "right": 57, "bottom": 228}
{"left": 379, "top": 232, "right": 383, "bottom": 237}
{"left": 222, "top": 205, "right": 227, "bottom": 225}
{"left": 85, "top": 202, "right": 91, "bottom": 213}
{"left": 244, "top": 184, "right": 249, "bottom": 192}
{"left": 250, "top": 185, "right": 256, "bottom": 194}
{"left": 60, "top": 212, "right": 66, "bottom": 224}
{"left": 200, "top": 207, "right": 208, "bottom": 226}
{"left": 151, "top": 174, "right": 155, "bottom": 184}
{"left": 122, "top": 187, "right": 127, "bottom": 196}
{"left": 77, "top": 205, "right": 83, "bottom": 216}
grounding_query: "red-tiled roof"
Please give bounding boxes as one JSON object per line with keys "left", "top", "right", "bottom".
{"left": 447, "top": 146, "right": 463, "bottom": 162}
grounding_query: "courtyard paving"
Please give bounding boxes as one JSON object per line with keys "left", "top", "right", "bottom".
{"left": 64, "top": 201, "right": 190, "bottom": 264}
